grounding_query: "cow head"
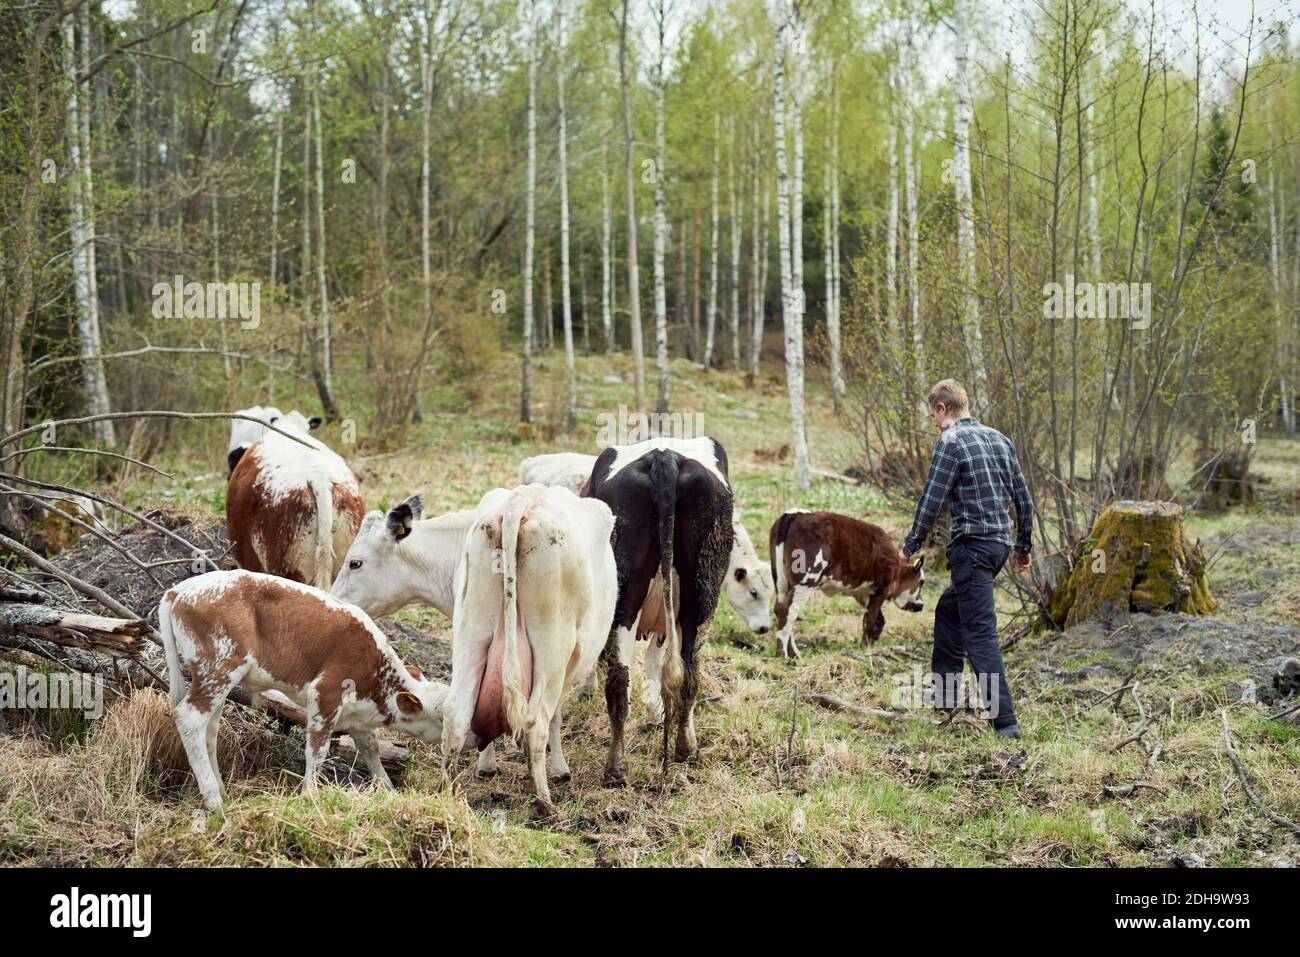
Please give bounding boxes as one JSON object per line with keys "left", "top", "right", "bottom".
{"left": 725, "top": 517, "right": 774, "bottom": 633}
{"left": 330, "top": 496, "right": 424, "bottom": 618}
{"left": 273, "top": 410, "right": 324, "bottom": 435}
{"left": 890, "top": 554, "right": 926, "bottom": 612}
{"left": 391, "top": 677, "right": 448, "bottom": 744}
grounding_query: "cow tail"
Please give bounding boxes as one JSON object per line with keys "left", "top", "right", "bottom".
{"left": 309, "top": 479, "right": 335, "bottom": 590}
{"left": 159, "top": 593, "right": 185, "bottom": 708}
{"left": 500, "top": 495, "right": 531, "bottom": 736}
{"left": 650, "top": 452, "right": 684, "bottom": 719}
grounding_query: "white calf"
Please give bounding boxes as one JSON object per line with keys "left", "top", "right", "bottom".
{"left": 159, "top": 570, "right": 446, "bottom": 810}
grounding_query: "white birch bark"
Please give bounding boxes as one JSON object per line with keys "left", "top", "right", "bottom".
{"left": 886, "top": 66, "right": 900, "bottom": 340}
{"left": 601, "top": 134, "right": 613, "bottom": 350}
{"left": 63, "top": 13, "right": 114, "bottom": 445}
{"left": 952, "top": 0, "right": 987, "bottom": 409}
{"left": 774, "top": 10, "right": 811, "bottom": 490}
{"left": 1271, "top": 171, "right": 1293, "bottom": 434}
{"left": 617, "top": 0, "right": 646, "bottom": 411}
{"left": 728, "top": 119, "right": 743, "bottom": 371}
{"left": 557, "top": 0, "right": 577, "bottom": 432}
{"left": 902, "top": 33, "right": 925, "bottom": 396}
{"left": 829, "top": 81, "right": 844, "bottom": 411}
{"left": 703, "top": 112, "right": 720, "bottom": 369}
{"left": 310, "top": 0, "right": 332, "bottom": 394}
{"left": 521, "top": 0, "right": 537, "bottom": 421}
{"left": 652, "top": 2, "right": 670, "bottom": 413}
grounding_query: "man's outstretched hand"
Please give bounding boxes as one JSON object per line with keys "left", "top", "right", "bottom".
{"left": 1012, "top": 550, "right": 1031, "bottom": 573}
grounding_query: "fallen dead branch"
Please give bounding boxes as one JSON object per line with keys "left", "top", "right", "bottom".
{"left": 1103, "top": 782, "right": 1168, "bottom": 798}
{"left": 0, "top": 602, "right": 147, "bottom": 657}
{"left": 1219, "top": 708, "right": 1300, "bottom": 837}
{"left": 805, "top": 692, "right": 939, "bottom": 724}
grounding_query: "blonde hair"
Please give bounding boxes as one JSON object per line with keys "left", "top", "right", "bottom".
{"left": 927, "top": 379, "right": 970, "bottom": 414}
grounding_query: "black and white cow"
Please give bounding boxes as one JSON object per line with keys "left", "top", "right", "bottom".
{"left": 584, "top": 436, "right": 734, "bottom": 784}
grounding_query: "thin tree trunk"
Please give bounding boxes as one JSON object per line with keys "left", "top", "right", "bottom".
{"left": 618, "top": 0, "right": 646, "bottom": 411}
{"left": 902, "top": 33, "right": 924, "bottom": 400}
{"left": 886, "top": 65, "right": 900, "bottom": 339}
{"left": 601, "top": 134, "right": 613, "bottom": 351}
{"left": 521, "top": 0, "right": 537, "bottom": 421}
{"left": 1271, "top": 171, "right": 1293, "bottom": 434}
{"left": 652, "top": 5, "right": 670, "bottom": 413}
{"left": 748, "top": 127, "right": 762, "bottom": 385}
{"left": 309, "top": 0, "right": 333, "bottom": 402}
{"left": 829, "top": 81, "right": 844, "bottom": 411}
{"left": 774, "top": 10, "right": 811, "bottom": 491}
{"left": 557, "top": 0, "right": 577, "bottom": 432}
{"left": 952, "top": 0, "right": 987, "bottom": 410}
{"left": 62, "top": 13, "right": 114, "bottom": 445}
{"left": 728, "top": 119, "right": 743, "bottom": 372}
{"left": 703, "top": 112, "right": 720, "bottom": 370}
{"left": 270, "top": 94, "right": 284, "bottom": 325}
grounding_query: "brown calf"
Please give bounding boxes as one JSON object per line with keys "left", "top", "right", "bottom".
{"left": 226, "top": 431, "right": 364, "bottom": 589}
{"left": 769, "top": 509, "right": 926, "bottom": 658}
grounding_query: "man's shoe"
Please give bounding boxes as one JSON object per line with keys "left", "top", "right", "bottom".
{"left": 994, "top": 723, "right": 1020, "bottom": 739}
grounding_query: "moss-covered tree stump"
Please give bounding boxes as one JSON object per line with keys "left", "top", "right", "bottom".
{"left": 1049, "top": 500, "right": 1217, "bottom": 628}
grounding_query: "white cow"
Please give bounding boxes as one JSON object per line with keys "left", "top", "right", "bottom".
{"left": 518, "top": 452, "right": 598, "bottom": 494}
{"left": 328, "top": 498, "right": 497, "bottom": 776}
{"left": 227, "top": 406, "right": 321, "bottom": 475}
{"left": 442, "top": 484, "right": 617, "bottom": 809}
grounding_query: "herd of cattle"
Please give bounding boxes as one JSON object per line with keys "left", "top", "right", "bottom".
{"left": 159, "top": 406, "right": 928, "bottom": 811}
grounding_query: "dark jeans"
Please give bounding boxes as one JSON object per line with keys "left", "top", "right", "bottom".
{"left": 932, "top": 537, "right": 1017, "bottom": 729}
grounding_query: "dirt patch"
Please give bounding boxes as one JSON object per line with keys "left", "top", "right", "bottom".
{"left": 1020, "top": 612, "right": 1300, "bottom": 703}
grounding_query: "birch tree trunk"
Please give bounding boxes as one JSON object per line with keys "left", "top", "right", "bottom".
{"left": 301, "top": 90, "right": 314, "bottom": 368}
{"left": 902, "top": 34, "right": 925, "bottom": 398}
{"left": 829, "top": 82, "right": 844, "bottom": 411}
{"left": 601, "top": 134, "right": 613, "bottom": 351}
{"left": 1271, "top": 171, "right": 1293, "bottom": 434}
{"left": 521, "top": 0, "right": 537, "bottom": 422}
{"left": 703, "top": 113, "right": 720, "bottom": 370}
{"left": 886, "top": 66, "right": 900, "bottom": 340}
{"left": 748, "top": 126, "right": 762, "bottom": 385}
{"left": 62, "top": 14, "right": 114, "bottom": 445}
{"left": 270, "top": 92, "right": 284, "bottom": 324}
{"left": 774, "top": 12, "right": 811, "bottom": 491}
{"left": 556, "top": 0, "right": 577, "bottom": 432}
{"left": 952, "top": 0, "right": 987, "bottom": 410}
{"left": 309, "top": 0, "right": 333, "bottom": 401}
{"left": 617, "top": 0, "right": 646, "bottom": 411}
{"left": 652, "top": 3, "right": 670, "bottom": 413}
{"left": 728, "top": 119, "right": 743, "bottom": 372}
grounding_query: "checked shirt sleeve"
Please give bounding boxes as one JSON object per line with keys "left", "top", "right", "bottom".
{"left": 1007, "top": 439, "right": 1034, "bottom": 553}
{"left": 903, "top": 438, "right": 959, "bottom": 556}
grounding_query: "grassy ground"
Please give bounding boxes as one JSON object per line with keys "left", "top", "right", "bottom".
{"left": 2, "top": 350, "right": 1298, "bottom": 867}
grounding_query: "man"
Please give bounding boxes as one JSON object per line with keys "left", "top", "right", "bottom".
{"left": 901, "top": 379, "right": 1033, "bottom": 739}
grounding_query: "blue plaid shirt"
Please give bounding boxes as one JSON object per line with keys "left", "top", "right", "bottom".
{"left": 902, "top": 417, "right": 1034, "bottom": 557}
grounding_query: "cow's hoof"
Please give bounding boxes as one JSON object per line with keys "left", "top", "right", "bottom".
{"left": 550, "top": 770, "right": 572, "bottom": 784}
{"left": 529, "top": 797, "right": 562, "bottom": 824}
{"left": 476, "top": 767, "right": 498, "bottom": 779}
{"left": 603, "top": 766, "right": 628, "bottom": 787}
{"left": 674, "top": 744, "right": 699, "bottom": 764}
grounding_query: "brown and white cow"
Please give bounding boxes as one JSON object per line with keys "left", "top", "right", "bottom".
{"left": 769, "top": 509, "right": 926, "bottom": 659}
{"left": 227, "top": 406, "right": 321, "bottom": 475}
{"left": 226, "top": 428, "right": 364, "bottom": 590}
{"left": 441, "top": 484, "right": 618, "bottom": 810}
{"left": 159, "top": 570, "right": 447, "bottom": 810}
